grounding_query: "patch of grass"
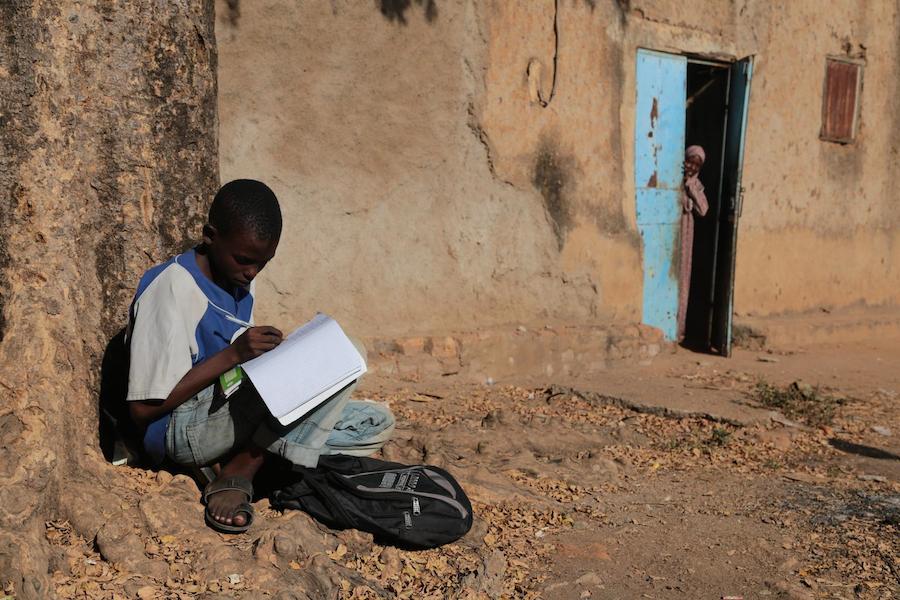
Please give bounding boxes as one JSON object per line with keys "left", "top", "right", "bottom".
{"left": 753, "top": 381, "right": 845, "bottom": 427}
{"left": 664, "top": 438, "right": 687, "bottom": 451}
{"left": 707, "top": 427, "right": 732, "bottom": 447}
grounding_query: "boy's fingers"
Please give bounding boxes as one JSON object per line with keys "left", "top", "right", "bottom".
{"left": 255, "top": 326, "right": 283, "bottom": 339}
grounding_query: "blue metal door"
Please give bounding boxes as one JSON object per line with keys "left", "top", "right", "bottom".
{"left": 635, "top": 50, "right": 687, "bottom": 340}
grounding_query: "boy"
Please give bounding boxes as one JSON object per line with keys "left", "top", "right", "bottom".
{"left": 126, "top": 179, "right": 394, "bottom": 532}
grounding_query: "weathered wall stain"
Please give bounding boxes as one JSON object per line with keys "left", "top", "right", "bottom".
{"left": 379, "top": 0, "right": 438, "bottom": 24}
{"left": 588, "top": 28, "right": 629, "bottom": 238}
{"left": 532, "top": 138, "right": 573, "bottom": 250}
{"left": 225, "top": 0, "right": 240, "bottom": 26}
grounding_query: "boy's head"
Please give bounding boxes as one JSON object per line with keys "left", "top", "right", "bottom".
{"left": 202, "top": 179, "right": 282, "bottom": 289}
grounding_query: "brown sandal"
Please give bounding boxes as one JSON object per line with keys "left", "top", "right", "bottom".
{"left": 202, "top": 475, "right": 254, "bottom": 533}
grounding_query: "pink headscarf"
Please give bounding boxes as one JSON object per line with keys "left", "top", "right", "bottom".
{"left": 685, "top": 145, "right": 706, "bottom": 164}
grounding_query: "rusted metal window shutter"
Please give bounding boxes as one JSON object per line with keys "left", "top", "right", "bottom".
{"left": 820, "top": 58, "right": 862, "bottom": 143}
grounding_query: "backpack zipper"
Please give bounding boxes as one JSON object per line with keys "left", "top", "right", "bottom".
{"left": 352, "top": 486, "right": 470, "bottom": 520}
{"left": 345, "top": 467, "right": 459, "bottom": 499}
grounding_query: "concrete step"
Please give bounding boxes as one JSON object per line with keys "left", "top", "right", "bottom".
{"left": 735, "top": 305, "right": 900, "bottom": 350}
{"left": 364, "top": 322, "right": 672, "bottom": 383}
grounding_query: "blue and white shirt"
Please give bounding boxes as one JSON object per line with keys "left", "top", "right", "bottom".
{"left": 126, "top": 248, "right": 255, "bottom": 464}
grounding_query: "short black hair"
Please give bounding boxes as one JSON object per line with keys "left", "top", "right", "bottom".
{"left": 209, "top": 179, "right": 282, "bottom": 241}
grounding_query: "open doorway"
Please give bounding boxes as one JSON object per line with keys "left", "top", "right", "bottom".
{"left": 681, "top": 57, "right": 753, "bottom": 356}
{"left": 634, "top": 50, "right": 752, "bottom": 355}
{"left": 682, "top": 59, "right": 730, "bottom": 352}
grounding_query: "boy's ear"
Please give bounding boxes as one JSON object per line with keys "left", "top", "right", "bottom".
{"left": 202, "top": 223, "right": 217, "bottom": 246}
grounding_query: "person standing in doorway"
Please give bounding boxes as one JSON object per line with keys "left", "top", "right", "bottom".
{"left": 677, "top": 145, "right": 709, "bottom": 341}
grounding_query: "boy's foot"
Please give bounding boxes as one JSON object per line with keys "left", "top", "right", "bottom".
{"left": 205, "top": 445, "right": 265, "bottom": 529}
{"left": 204, "top": 476, "right": 254, "bottom": 532}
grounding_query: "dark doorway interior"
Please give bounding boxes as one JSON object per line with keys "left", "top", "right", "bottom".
{"left": 682, "top": 60, "right": 730, "bottom": 352}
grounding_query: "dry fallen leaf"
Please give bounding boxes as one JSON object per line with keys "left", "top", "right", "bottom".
{"left": 136, "top": 586, "right": 157, "bottom": 600}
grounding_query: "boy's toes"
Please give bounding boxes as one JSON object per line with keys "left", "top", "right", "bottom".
{"left": 203, "top": 479, "right": 254, "bottom": 532}
{"left": 209, "top": 493, "right": 247, "bottom": 525}
{"left": 214, "top": 507, "right": 233, "bottom": 525}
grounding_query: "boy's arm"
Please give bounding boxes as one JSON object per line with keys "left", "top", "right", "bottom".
{"left": 129, "top": 326, "right": 282, "bottom": 428}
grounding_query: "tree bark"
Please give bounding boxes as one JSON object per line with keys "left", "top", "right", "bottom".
{"left": 0, "top": 2, "right": 218, "bottom": 597}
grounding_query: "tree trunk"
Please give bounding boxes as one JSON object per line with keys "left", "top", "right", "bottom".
{"left": 0, "top": 2, "right": 218, "bottom": 597}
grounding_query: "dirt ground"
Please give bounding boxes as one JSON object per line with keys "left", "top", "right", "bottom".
{"left": 41, "top": 338, "right": 899, "bottom": 600}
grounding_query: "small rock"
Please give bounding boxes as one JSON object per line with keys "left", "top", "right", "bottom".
{"left": 792, "top": 381, "right": 814, "bottom": 398}
{"left": 871, "top": 425, "right": 892, "bottom": 436}
{"left": 858, "top": 474, "right": 887, "bottom": 483}
{"left": 757, "top": 355, "right": 779, "bottom": 363}
{"left": 227, "top": 573, "right": 242, "bottom": 585}
{"left": 575, "top": 572, "right": 603, "bottom": 586}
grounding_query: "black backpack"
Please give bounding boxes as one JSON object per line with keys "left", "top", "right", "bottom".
{"left": 270, "top": 455, "right": 473, "bottom": 550}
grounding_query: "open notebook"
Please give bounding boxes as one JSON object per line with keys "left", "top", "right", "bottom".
{"left": 241, "top": 314, "right": 366, "bottom": 426}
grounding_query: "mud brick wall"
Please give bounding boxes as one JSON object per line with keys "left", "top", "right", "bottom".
{"left": 217, "top": 0, "right": 900, "bottom": 336}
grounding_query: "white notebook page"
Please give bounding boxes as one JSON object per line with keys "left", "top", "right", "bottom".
{"left": 241, "top": 314, "right": 366, "bottom": 425}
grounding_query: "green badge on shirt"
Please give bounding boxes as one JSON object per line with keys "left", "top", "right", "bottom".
{"left": 220, "top": 366, "right": 244, "bottom": 398}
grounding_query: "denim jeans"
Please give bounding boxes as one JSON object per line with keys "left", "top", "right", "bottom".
{"left": 164, "top": 343, "right": 394, "bottom": 468}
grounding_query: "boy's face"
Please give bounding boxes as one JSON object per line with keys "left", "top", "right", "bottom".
{"left": 203, "top": 224, "right": 278, "bottom": 290}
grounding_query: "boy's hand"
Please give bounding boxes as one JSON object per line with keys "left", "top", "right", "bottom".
{"left": 232, "top": 326, "right": 283, "bottom": 362}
